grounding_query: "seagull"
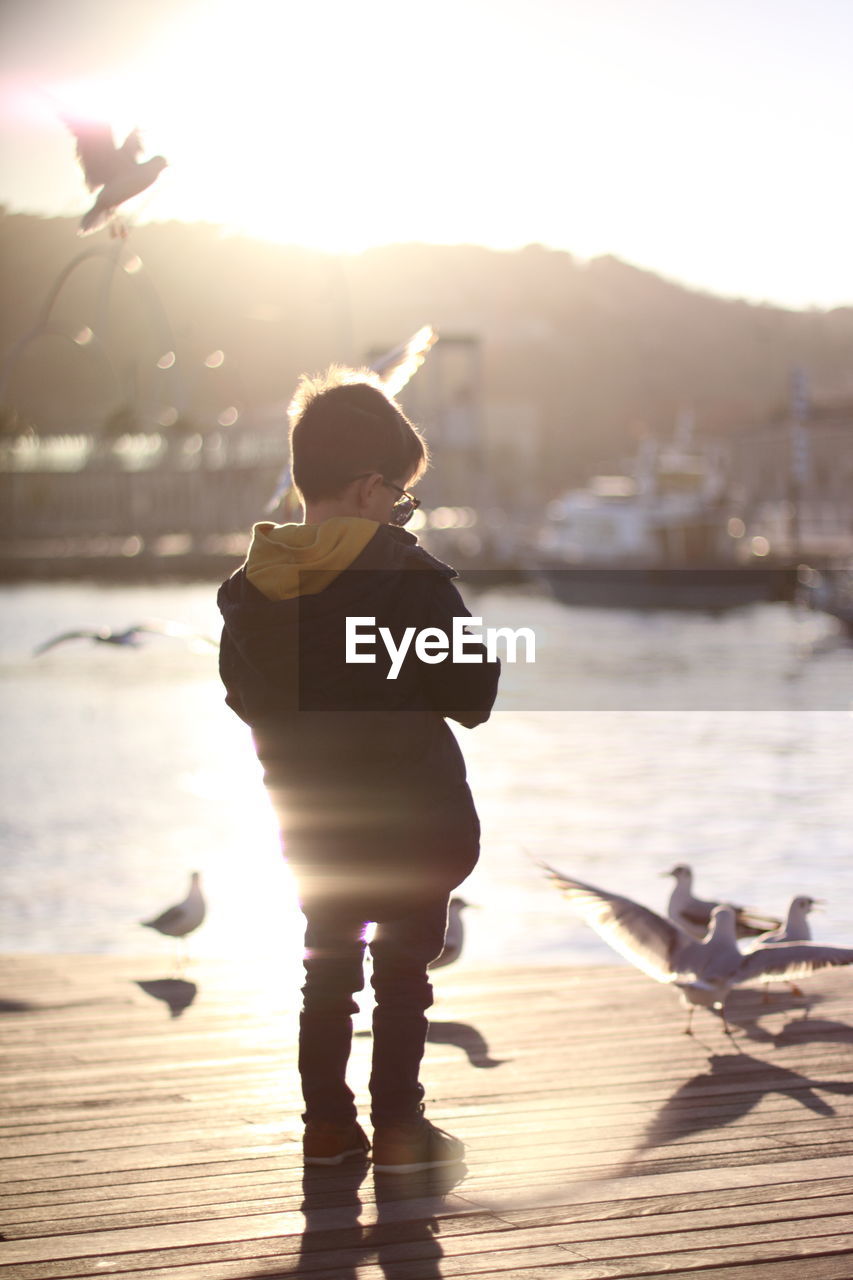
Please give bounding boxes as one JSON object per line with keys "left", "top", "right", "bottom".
{"left": 746, "top": 895, "right": 820, "bottom": 948}
{"left": 368, "top": 324, "right": 438, "bottom": 397}
{"left": 141, "top": 872, "right": 206, "bottom": 956}
{"left": 665, "top": 863, "right": 780, "bottom": 940}
{"left": 743, "top": 894, "right": 822, "bottom": 999}
{"left": 265, "top": 326, "right": 438, "bottom": 512}
{"left": 539, "top": 863, "right": 853, "bottom": 1034}
{"left": 429, "top": 898, "right": 475, "bottom": 971}
{"left": 33, "top": 620, "right": 215, "bottom": 656}
{"left": 63, "top": 116, "right": 167, "bottom": 237}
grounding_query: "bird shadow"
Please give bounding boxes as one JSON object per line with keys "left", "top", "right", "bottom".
{"left": 0, "top": 995, "right": 124, "bottom": 1014}
{"left": 427, "top": 1020, "right": 509, "bottom": 1069}
{"left": 356, "top": 1020, "right": 508, "bottom": 1069}
{"left": 620, "top": 1048, "right": 853, "bottom": 1176}
{"left": 719, "top": 986, "right": 828, "bottom": 1035}
{"left": 134, "top": 978, "right": 199, "bottom": 1018}
{"left": 770, "top": 1015, "right": 853, "bottom": 1050}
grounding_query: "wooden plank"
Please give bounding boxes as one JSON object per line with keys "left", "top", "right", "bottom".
{"left": 2, "top": 956, "right": 853, "bottom": 1280}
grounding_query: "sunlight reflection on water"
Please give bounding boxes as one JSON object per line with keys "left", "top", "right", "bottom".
{"left": 1, "top": 581, "right": 852, "bottom": 968}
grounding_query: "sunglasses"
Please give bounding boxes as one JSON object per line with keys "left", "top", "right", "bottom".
{"left": 352, "top": 474, "right": 421, "bottom": 527}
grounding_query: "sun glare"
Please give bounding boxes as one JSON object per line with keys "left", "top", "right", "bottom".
{"left": 9, "top": 0, "right": 853, "bottom": 302}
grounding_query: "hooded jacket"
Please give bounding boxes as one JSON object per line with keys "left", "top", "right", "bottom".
{"left": 217, "top": 519, "right": 500, "bottom": 918}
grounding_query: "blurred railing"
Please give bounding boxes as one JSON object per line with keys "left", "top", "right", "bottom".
{"left": 0, "top": 430, "right": 286, "bottom": 542}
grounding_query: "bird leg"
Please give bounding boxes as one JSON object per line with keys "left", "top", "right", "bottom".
{"left": 683, "top": 1006, "right": 695, "bottom": 1036}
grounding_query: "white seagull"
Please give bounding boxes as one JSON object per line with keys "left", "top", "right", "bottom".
{"left": 540, "top": 864, "right": 853, "bottom": 1034}
{"left": 743, "top": 893, "right": 822, "bottom": 999}
{"left": 63, "top": 117, "right": 167, "bottom": 236}
{"left": 142, "top": 871, "right": 206, "bottom": 943}
{"left": 665, "top": 863, "right": 780, "bottom": 940}
{"left": 429, "top": 897, "right": 475, "bottom": 971}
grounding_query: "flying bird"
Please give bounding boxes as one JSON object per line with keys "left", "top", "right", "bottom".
{"left": 538, "top": 863, "right": 853, "bottom": 1034}
{"left": 142, "top": 871, "right": 206, "bottom": 943}
{"left": 429, "top": 897, "right": 475, "bottom": 971}
{"left": 63, "top": 117, "right": 167, "bottom": 236}
{"left": 368, "top": 324, "right": 438, "bottom": 397}
{"left": 265, "top": 326, "right": 439, "bottom": 513}
{"left": 665, "top": 863, "right": 780, "bottom": 940}
{"left": 33, "top": 620, "right": 215, "bottom": 656}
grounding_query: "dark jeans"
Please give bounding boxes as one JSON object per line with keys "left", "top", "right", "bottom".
{"left": 298, "top": 896, "right": 449, "bottom": 1125}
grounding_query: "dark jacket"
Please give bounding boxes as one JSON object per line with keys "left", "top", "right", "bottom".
{"left": 217, "top": 524, "right": 500, "bottom": 919}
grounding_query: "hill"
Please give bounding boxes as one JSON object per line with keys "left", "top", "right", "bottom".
{"left": 3, "top": 212, "right": 853, "bottom": 492}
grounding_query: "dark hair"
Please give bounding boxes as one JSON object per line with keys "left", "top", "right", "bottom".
{"left": 288, "top": 367, "right": 429, "bottom": 502}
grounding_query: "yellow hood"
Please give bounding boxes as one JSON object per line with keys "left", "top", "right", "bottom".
{"left": 245, "top": 517, "right": 379, "bottom": 600}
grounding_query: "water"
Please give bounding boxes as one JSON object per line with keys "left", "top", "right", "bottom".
{"left": 1, "top": 580, "right": 852, "bottom": 976}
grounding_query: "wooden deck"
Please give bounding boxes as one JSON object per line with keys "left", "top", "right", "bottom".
{"left": 2, "top": 953, "right": 853, "bottom": 1279}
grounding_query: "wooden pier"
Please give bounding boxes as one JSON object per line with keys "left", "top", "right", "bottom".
{"left": 2, "top": 954, "right": 853, "bottom": 1278}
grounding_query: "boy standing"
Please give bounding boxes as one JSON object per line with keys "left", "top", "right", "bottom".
{"left": 217, "top": 369, "right": 499, "bottom": 1172}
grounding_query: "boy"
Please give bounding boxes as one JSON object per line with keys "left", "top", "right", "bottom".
{"left": 217, "top": 368, "right": 499, "bottom": 1172}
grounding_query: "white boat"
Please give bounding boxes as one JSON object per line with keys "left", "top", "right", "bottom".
{"left": 536, "top": 427, "right": 793, "bottom": 611}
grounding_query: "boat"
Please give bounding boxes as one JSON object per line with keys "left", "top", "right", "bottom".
{"left": 536, "top": 425, "right": 794, "bottom": 611}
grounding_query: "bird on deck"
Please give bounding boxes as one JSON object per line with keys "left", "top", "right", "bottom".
{"left": 141, "top": 872, "right": 206, "bottom": 965}
{"left": 742, "top": 894, "right": 822, "bottom": 999}
{"left": 665, "top": 863, "right": 780, "bottom": 940}
{"left": 63, "top": 116, "right": 167, "bottom": 237}
{"left": 33, "top": 620, "right": 215, "bottom": 656}
{"left": 538, "top": 862, "right": 853, "bottom": 1035}
{"left": 429, "top": 897, "right": 475, "bottom": 971}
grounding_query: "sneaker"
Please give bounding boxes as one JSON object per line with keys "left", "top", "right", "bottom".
{"left": 372, "top": 1112, "right": 465, "bottom": 1174}
{"left": 303, "top": 1119, "right": 370, "bottom": 1166}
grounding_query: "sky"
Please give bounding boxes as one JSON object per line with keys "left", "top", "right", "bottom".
{"left": 1, "top": 0, "right": 852, "bottom": 310}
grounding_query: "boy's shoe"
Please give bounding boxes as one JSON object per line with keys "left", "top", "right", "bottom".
{"left": 372, "top": 1112, "right": 465, "bottom": 1174}
{"left": 303, "top": 1119, "right": 370, "bottom": 1166}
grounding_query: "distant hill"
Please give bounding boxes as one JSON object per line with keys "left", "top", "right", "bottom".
{"left": 3, "top": 211, "right": 853, "bottom": 492}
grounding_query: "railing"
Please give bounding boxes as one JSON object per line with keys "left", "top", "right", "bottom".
{"left": 1, "top": 431, "right": 287, "bottom": 542}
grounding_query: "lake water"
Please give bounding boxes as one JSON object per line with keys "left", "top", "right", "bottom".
{"left": 1, "top": 578, "right": 852, "bottom": 979}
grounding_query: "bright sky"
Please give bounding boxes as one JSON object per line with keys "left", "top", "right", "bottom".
{"left": 1, "top": 0, "right": 852, "bottom": 309}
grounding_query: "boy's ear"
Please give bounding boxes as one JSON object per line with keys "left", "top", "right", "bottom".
{"left": 356, "top": 472, "right": 383, "bottom": 499}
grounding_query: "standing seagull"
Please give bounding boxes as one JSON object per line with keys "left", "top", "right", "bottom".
{"left": 142, "top": 872, "right": 206, "bottom": 965}
{"left": 743, "top": 894, "right": 821, "bottom": 999}
{"left": 429, "top": 898, "right": 474, "bottom": 971}
{"left": 539, "top": 864, "right": 853, "bottom": 1034}
{"left": 665, "top": 863, "right": 780, "bottom": 940}
{"left": 63, "top": 117, "right": 167, "bottom": 236}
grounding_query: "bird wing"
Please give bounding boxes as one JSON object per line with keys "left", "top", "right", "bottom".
{"left": 370, "top": 325, "right": 438, "bottom": 396}
{"left": 737, "top": 942, "right": 853, "bottom": 984}
{"left": 538, "top": 863, "right": 684, "bottom": 983}
{"left": 143, "top": 904, "right": 185, "bottom": 931}
{"left": 32, "top": 630, "right": 97, "bottom": 655}
{"left": 732, "top": 906, "right": 778, "bottom": 936}
{"left": 119, "top": 128, "right": 144, "bottom": 162}
{"left": 63, "top": 118, "right": 119, "bottom": 190}
{"left": 132, "top": 619, "right": 216, "bottom": 645}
